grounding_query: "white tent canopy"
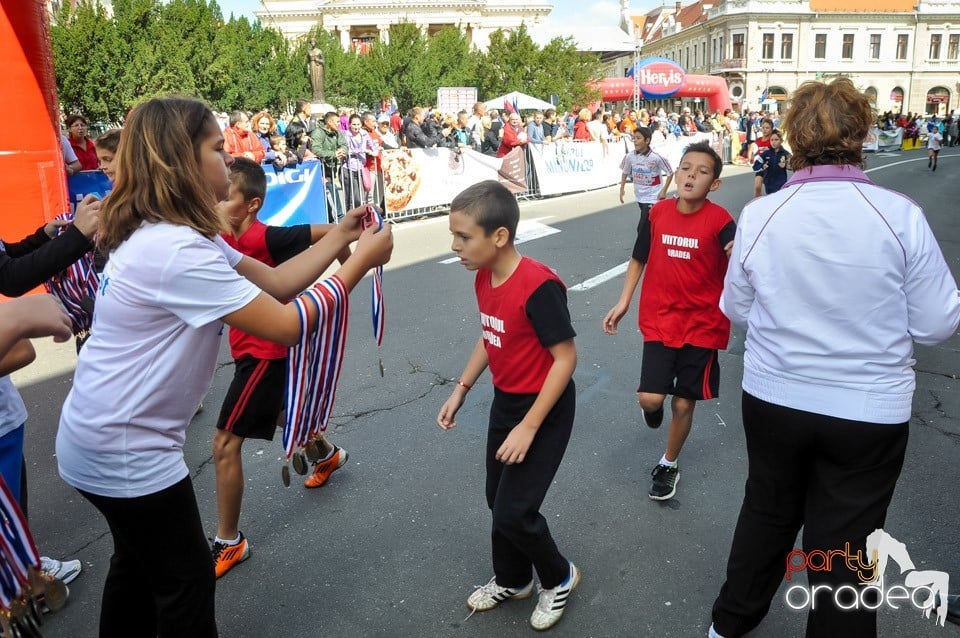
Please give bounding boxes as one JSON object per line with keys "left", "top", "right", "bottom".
{"left": 483, "top": 91, "right": 555, "bottom": 111}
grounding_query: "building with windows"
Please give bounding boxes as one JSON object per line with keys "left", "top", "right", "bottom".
{"left": 256, "top": 0, "right": 552, "bottom": 52}
{"left": 631, "top": 0, "right": 960, "bottom": 116}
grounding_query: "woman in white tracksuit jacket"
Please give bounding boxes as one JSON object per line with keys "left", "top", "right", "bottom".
{"left": 710, "top": 78, "right": 960, "bottom": 638}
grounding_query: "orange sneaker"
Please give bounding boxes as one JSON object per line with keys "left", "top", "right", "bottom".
{"left": 212, "top": 533, "right": 250, "bottom": 579}
{"left": 304, "top": 446, "right": 348, "bottom": 488}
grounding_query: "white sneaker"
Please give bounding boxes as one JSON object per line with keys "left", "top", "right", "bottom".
{"left": 530, "top": 562, "right": 580, "bottom": 631}
{"left": 466, "top": 576, "right": 534, "bottom": 611}
{"left": 40, "top": 556, "right": 82, "bottom": 585}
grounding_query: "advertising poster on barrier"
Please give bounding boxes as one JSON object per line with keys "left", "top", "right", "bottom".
{"left": 528, "top": 140, "right": 627, "bottom": 195}
{"left": 70, "top": 163, "right": 327, "bottom": 228}
{"left": 68, "top": 171, "right": 113, "bottom": 212}
{"left": 258, "top": 160, "right": 328, "bottom": 227}
{"left": 381, "top": 147, "right": 527, "bottom": 214}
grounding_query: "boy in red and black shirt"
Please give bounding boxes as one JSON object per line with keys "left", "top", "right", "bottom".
{"left": 603, "top": 141, "right": 735, "bottom": 502}
{"left": 437, "top": 181, "right": 580, "bottom": 632}
{"left": 211, "top": 158, "right": 351, "bottom": 578}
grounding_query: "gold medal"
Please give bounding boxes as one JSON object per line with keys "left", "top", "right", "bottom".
{"left": 42, "top": 578, "right": 68, "bottom": 613}
{"left": 281, "top": 464, "right": 291, "bottom": 487}
{"left": 292, "top": 452, "right": 307, "bottom": 476}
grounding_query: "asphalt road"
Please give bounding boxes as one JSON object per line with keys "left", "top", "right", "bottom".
{"left": 14, "top": 148, "right": 960, "bottom": 638}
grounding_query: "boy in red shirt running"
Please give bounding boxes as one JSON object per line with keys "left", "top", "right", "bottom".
{"left": 603, "top": 141, "right": 735, "bottom": 501}
{"left": 211, "top": 158, "right": 351, "bottom": 578}
{"left": 437, "top": 180, "right": 580, "bottom": 631}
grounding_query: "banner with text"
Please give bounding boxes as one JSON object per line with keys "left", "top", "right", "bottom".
{"left": 528, "top": 140, "right": 628, "bottom": 195}
{"left": 258, "top": 160, "right": 328, "bottom": 227}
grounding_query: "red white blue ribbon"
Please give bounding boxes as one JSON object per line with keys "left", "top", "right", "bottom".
{"left": 362, "top": 205, "right": 386, "bottom": 347}
{"left": 44, "top": 213, "right": 98, "bottom": 335}
{"left": 0, "top": 476, "right": 39, "bottom": 609}
{"left": 283, "top": 276, "right": 349, "bottom": 459}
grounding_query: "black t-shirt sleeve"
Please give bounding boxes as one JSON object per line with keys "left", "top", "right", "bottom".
{"left": 265, "top": 224, "right": 312, "bottom": 265}
{"left": 718, "top": 220, "right": 736, "bottom": 249}
{"left": 632, "top": 210, "right": 652, "bottom": 263}
{"left": 525, "top": 280, "right": 576, "bottom": 348}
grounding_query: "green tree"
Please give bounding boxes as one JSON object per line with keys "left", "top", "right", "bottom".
{"left": 50, "top": 0, "right": 118, "bottom": 121}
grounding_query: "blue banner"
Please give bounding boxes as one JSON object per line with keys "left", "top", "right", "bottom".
{"left": 67, "top": 171, "right": 112, "bottom": 212}
{"left": 67, "top": 161, "right": 328, "bottom": 228}
{"left": 259, "top": 160, "right": 328, "bottom": 227}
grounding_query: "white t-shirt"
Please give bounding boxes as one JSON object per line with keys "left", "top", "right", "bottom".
{"left": 61, "top": 135, "right": 78, "bottom": 165}
{"left": 928, "top": 131, "right": 943, "bottom": 150}
{"left": 57, "top": 223, "right": 260, "bottom": 498}
{"left": 587, "top": 120, "right": 607, "bottom": 143}
{"left": 621, "top": 149, "right": 673, "bottom": 204}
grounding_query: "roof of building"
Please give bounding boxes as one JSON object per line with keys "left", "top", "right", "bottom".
{"left": 809, "top": 0, "right": 914, "bottom": 10}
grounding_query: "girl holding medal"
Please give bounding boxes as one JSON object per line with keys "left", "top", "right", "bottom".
{"left": 55, "top": 96, "right": 393, "bottom": 637}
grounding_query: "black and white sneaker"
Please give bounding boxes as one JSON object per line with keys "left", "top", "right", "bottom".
{"left": 642, "top": 406, "right": 664, "bottom": 429}
{"left": 466, "top": 576, "right": 534, "bottom": 611}
{"left": 649, "top": 463, "right": 679, "bottom": 500}
{"left": 530, "top": 562, "right": 580, "bottom": 631}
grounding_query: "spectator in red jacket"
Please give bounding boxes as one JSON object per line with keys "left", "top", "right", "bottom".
{"left": 223, "top": 111, "right": 264, "bottom": 163}
{"left": 65, "top": 114, "right": 99, "bottom": 171}
{"left": 497, "top": 112, "right": 529, "bottom": 157}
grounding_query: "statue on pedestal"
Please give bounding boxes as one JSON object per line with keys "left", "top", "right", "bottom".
{"left": 308, "top": 39, "right": 325, "bottom": 103}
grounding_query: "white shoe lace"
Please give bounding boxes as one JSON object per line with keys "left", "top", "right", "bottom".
{"left": 463, "top": 579, "right": 503, "bottom": 622}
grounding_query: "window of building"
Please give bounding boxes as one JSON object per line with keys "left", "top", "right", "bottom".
{"left": 929, "top": 33, "right": 941, "bottom": 59}
{"left": 732, "top": 33, "right": 744, "bottom": 59}
{"left": 926, "top": 86, "right": 950, "bottom": 115}
{"left": 702, "top": 42, "right": 706, "bottom": 66}
{"left": 720, "top": 35, "right": 724, "bottom": 59}
{"left": 711, "top": 38, "right": 717, "bottom": 63}
{"left": 693, "top": 45, "right": 697, "bottom": 68}
{"left": 814, "top": 33, "right": 827, "bottom": 59}
{"left": 686, "top": 46, "right": 690, "bottom": 68}
{"left": 762, "top": 33, "right": 774, "bottom": 59}
{"left": 865, "top": 86, "right": 878, "bottom": 107}
{"left": 781, "top": 33, "right": 793, "bottom": 59}
{"left": 950, "top": 34, "right": 959, "bottom": 59}
{"left": 896, "top": 34, "right": 909, "bottom": 59}
{"left": 842, "top": 34, "right": 854, "bottom": 59}
{"left": 869, "top": 34, "right": 881, "bottom": 59}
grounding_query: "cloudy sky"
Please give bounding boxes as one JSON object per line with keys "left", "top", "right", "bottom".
{"left": 217, "top": 0, "right": 665, "bottom": 41}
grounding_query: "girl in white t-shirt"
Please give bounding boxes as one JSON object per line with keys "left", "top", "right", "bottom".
{"left": 56, "top": 96, "right": 393, "bottom": 637}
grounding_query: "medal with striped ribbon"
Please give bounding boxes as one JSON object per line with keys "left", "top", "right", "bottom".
{"left": 281, "top": 276, "right": 349, "bottom": 484}
{"left": 362, "top": 205, "right": 386, "bottom": 376}
{"left": 44, "top": 212, "right": 98, "bottom": 337}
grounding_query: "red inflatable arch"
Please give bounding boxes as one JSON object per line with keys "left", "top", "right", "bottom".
{"left": 1, "top": 0, "right": 68, "bottom": 244}
{"left": 597, "top": 57, "right": 733, "bottom": 114}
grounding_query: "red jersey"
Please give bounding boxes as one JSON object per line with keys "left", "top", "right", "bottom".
{"left": 637, "top": 198, "right": 734, "bottom": 349}
{"left": 221, "top": 221, "right": 311, "bottom": 359}
{"left": 475, "top": 257, "right": 573, "bottom": 394}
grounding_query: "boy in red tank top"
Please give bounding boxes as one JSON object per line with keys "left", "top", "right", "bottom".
{"left": 210, "top": 158, "right": 351, "bottom": 579}
{"left": 437, "top": 180, "right": 580, "bottom": 632}
{"left": 603, "top": 142, "right": 736, "bottom": 502}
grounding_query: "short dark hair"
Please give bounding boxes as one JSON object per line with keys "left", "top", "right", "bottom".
{"left": 295, "top": 98, "right": 310, "bottom": 114}
{"left": 633, "top": 126, "right": 652, "bottom": 142}
{"left": 681, "top": 141, "right": 723, "bottom": 179}
{"left": 95, "top": 129, "right": 122, "bottom": 153}
{"left": 450, "top": 180, "right": 519, "bottom": 241}
{"left": 323, "top": 111, "right": 339, "bottom": 124}
{"left": 229, "top": 110, "right": 247, "bottom": 127}
{"left": 65, "top": 114, "right": 87, "bottom": 128}
{"left": 229, "top": 157, "right": 266, "bottom": 203}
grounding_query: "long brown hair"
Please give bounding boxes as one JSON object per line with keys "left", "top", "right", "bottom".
{"left": 782, "top": 78, "right": 873, "bottom": 171}
{"left": 98, "top": 96, "right": 224, "bottom": 252}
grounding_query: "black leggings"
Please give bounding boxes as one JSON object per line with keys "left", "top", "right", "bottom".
{"left": 80, "top": 476, "right": 217, "bottom": 638}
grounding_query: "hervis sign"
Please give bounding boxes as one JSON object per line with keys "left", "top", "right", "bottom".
{"left": 629, "top": 57, "right": 686, "bottom": 98}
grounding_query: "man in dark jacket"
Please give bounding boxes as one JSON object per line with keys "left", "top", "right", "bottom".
{"left": 404, "top": 107, "right": 449, "bottom": 148}
{"left": 309, "top": 112, "right": 347, "bottom": 221}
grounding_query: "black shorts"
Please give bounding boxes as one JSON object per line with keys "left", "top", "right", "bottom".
{"left": 638, "top": 341, "right": 720, "bottom": 400}
{"left": 637, "top": 202, "right": 652, "bottom": 235}
{"left": 216, "top": 356, "right": 286, "bottom": 440}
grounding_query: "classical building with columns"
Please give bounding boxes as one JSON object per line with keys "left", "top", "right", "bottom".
{"left": 256, "top": 0, "right": 552, "bottom": 52}
{"left": 628, "top": 0, "right": 960, "bottom": 116}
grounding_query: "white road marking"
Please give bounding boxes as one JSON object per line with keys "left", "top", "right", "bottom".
{"left": 569, "top": 262, "right": 629, "bottom": 291}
